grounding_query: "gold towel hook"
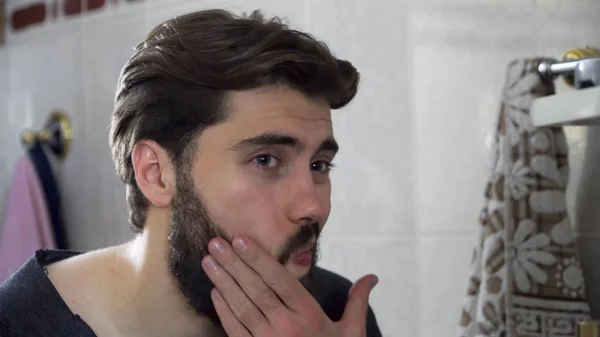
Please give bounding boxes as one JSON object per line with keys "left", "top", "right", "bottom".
{"left": 21, "top": 111, "right": 73, "bottom": 160}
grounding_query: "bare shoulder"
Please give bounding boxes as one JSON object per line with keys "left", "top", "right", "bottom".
{"left": 46, "top": 246, "right": 123, "bottom": 313}
{"left": 46, "top": 246, "right": 116, "bottom": 283}
{"left": 47, "top": 247, "right": 114, "bottom": 271}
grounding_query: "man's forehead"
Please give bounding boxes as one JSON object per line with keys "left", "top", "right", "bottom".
{"left": 196, "top": 86, "right": 335, "bottom": 153}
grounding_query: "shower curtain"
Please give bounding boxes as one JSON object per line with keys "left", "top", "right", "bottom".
{"left": 457, "top": 59, "right": 591, "bottom": 337}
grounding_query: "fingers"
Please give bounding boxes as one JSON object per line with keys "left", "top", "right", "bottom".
{"left": 340, "top": 274, "right": 379, "bottom": 332}
{"left": 204, "top": 238, "right": 284, "bottom": 321}
{"left": 229, "top": 236, "right": 321, "bottom": 314}
{"left": 211, "top": 288, "right": 252, "bottom": 337}
{"left": 202, "top": 254, "right": 267, "bottom": 333}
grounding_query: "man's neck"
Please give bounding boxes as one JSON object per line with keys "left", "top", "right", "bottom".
{"left": 109, "top": 231, "right": 223, "bottom": 337}
{"left": 47, "top": 218, "right": 223, "bottom": 337}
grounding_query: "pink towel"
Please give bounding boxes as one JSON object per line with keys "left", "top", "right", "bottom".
{"left": 0, "top": 155, "right": 56, "bottom": 282}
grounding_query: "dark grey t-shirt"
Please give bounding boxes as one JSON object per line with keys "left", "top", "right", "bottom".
{"left": 0, "top": 249, "right": 382, "bottom": 337}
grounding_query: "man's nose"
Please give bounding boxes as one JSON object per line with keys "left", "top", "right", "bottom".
{"left": 284, "top": 169, "right": 328, "bottom": 225}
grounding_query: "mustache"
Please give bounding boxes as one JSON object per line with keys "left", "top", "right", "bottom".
{"left": 276, "top": 222, "right": 320, "bottom": 264}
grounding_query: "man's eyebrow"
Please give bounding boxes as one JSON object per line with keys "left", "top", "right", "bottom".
{"left": 318, "top": 137, "right": 339, "bottom": 154}
{"left": 229, "top": 133, "right": 302, "bottom": 151}
{"left": 229, "top": 133, "right": 339, "bottom": 155}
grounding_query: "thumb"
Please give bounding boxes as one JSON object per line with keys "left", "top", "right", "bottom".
{"left": 340, "top": 274, "right": 378, "bottom": 328}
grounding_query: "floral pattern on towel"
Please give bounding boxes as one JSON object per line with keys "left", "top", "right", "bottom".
{"left": 458, "top": 59, "right": 591, "bottom": 337}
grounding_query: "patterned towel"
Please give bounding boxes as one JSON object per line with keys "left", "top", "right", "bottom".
{"left": 457, "top": 59, "right": 591, "bottom": 337}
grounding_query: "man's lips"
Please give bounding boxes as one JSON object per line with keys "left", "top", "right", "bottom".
{"left": 291, "top": 239, "right": 316, "bottom": 259}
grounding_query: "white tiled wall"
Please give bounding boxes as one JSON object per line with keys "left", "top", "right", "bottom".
{"left": 1, "top": 0, "right": 600, "bottom": 336}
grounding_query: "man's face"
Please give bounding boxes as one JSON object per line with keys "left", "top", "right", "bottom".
{"left": 168, "top": 85, "right": 337, "bottom": 319}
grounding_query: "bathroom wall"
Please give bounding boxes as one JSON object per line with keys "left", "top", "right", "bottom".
{"left": 1, "top": 0, "right": 600, "bottom": 336}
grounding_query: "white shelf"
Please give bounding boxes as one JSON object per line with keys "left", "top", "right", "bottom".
{"left": 530, "top": 86, "right": 600, "bottom": 127}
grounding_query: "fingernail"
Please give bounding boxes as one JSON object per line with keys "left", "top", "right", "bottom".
{"left": 212, "top": 289, "right": 223, "bottom": 300}
{"left": 232, "top": 237, "right": 247, "bottom": 252}
{"left": 203, "top": 256, "right": 219, "bottom": 271}
{"left": 209, "top": 240, "right": 224, "bottom": 254}
{"left": 370, "top": 277, "right": 379, "bottom": 289}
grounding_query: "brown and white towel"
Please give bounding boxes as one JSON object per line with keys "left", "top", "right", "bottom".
{"left": 458, "top": 59, "right": 591, "bottom": 337}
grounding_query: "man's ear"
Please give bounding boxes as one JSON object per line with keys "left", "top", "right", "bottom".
{"left": 131, "top": 140, "right": 175, "bottom": 207}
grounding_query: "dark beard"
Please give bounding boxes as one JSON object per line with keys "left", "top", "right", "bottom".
{"left": 167, "top": 170, "right": 321, "bottom": 326}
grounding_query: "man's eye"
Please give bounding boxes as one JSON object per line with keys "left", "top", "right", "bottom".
{"left": 311, "top": 161, "right": 334, "bottom": 173}
{"left": 252, "top": 154, "right": 279, "bottom": 168}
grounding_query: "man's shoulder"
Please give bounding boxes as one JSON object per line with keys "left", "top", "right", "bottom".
{"left": 0, "top": 250, "right": 95, "bottom": 336}
{"left": 0, "top": 254, "right": 46, "bottom": 335}
{"left": 0, "top": 249, "right": 78, "bottom": 306}
{"left": 0, "top": 253, "right": 42, "bottom": 305}
{"left": 311, "top": 267, "right": 382, "bottom": 337}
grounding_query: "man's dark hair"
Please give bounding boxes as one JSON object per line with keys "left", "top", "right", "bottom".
{"left": 109, "top": 9, "right": 360, "bottom": 233}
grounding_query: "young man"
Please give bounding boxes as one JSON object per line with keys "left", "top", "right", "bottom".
{"left": 0, "top": 9, "right": 381, "bottom": 337}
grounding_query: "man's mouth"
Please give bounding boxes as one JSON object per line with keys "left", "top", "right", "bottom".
{"left": 290, "top": 240, "right": 316, "bottom": 267}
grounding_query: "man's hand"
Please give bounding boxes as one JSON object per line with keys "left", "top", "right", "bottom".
{"left": 201, "top": 236, "right": 378, "bottom": 337}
